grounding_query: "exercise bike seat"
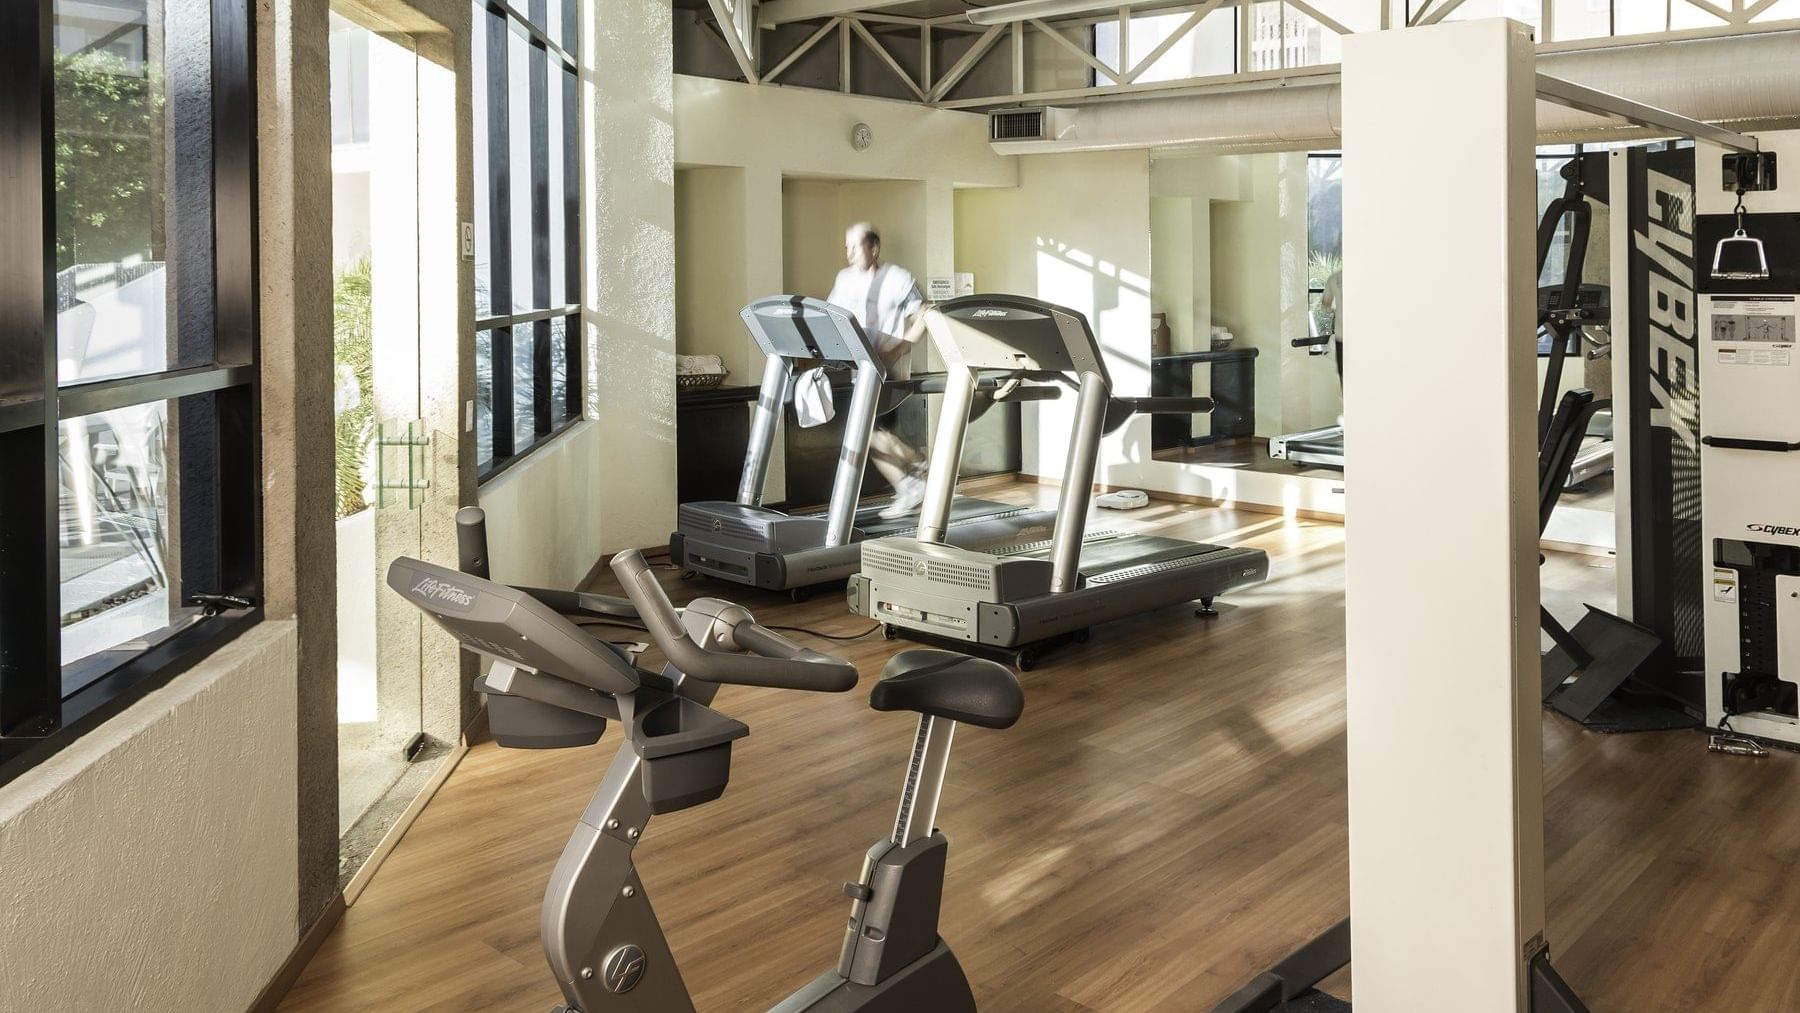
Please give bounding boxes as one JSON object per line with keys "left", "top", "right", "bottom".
{"left": 871, "top": 650, "right": 1025, "bottom": 730}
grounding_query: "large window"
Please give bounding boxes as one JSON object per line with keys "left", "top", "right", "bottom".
{"left": 0, "top": 0, "right": 261, "bottom": 784}
{"left": 472, "top": 0, "right": 583, "bottom": 479}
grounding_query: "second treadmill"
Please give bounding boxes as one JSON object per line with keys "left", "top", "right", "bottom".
{"left": 849, "top": 295, "right": 1271, "bottom": 669}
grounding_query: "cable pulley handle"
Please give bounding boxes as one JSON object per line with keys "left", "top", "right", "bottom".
{"left": 609, "top": 551, "right": 858, "bottom": 693}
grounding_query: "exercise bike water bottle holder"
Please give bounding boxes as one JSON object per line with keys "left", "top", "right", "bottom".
{"left": 629, "top": 691, "right": 750, "bottom": 814}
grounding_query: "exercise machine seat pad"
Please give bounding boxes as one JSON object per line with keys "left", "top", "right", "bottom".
{"left": 871, "top": 650, "right": 1025, "bottom": 730}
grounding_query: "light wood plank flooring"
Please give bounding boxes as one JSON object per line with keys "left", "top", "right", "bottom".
{"left": 281, "top": 482, "right": 1800, "bottom": 1012}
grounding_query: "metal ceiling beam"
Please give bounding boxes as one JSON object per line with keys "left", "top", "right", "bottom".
{"left": 758, "top": 0, "right": 920, "bottom": 28}
{"left": 763, "top": 16, "right": 841, "bottom": 81}
{"left": 704, "top": 0, "right": 760, "bottom": 82}
{"left": 1534, "top": 72, "right": 1760, "bottom": 152}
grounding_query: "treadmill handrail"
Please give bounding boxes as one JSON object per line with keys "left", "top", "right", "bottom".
{"left": 1115, "top": 395, "right": 1215, "bottom": 414}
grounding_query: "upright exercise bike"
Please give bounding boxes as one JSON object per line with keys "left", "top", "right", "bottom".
{"left": 389, "top": 515, "right": 1024, "bottom": 1012}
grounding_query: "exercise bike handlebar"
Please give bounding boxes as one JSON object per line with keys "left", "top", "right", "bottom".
{"left": 610, "top": 550, "right": 859, "bottom": 694}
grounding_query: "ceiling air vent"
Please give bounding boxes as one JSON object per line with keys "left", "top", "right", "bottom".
{"left": 988, "top": 106, "right": 1075, "bottom": 144}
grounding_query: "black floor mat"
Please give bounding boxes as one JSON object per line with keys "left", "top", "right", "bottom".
{"left": 1560, "top": 688, "right": 1702, "bottom": 733}
{"left": 1281, "top": 989, "right": 1352, "bottom": 1012}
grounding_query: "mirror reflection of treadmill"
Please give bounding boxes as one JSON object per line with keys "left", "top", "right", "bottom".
{"left": 1269, "top": 423, "right": 1345, "bottom": 469}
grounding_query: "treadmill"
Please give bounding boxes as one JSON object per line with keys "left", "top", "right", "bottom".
{"left": 671, "top": 296, "right": 1059, "bottom": 598}
{"left": 848, "top": 295, "right": 1271, "bottom": 669}
{"left": 1269, "top": 330, "right": 1344, "bottom": 468}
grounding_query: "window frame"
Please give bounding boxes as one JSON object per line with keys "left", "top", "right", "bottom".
{"left": 0, "top": 0, "right": 263, "bottom": 787}
{"left": 1306, "top": 150, "right": 1343, "bottom": 326}
{"left": 473, "top": 0, "right": 584, "bottom": 484}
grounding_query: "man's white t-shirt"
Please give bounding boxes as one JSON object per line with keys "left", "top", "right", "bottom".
{"left": 1323, "top": 269, "right": 1344, "bottom": 344}
{"left": 827, "top": 263, "right": 925, "bottom": 380}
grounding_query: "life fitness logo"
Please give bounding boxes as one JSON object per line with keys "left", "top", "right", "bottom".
{"left": 412, "top": 576, "right": 475, "bottom": 608}
{"left": 602, "top": 945, "right": 647, "bottom": 993}
{"left": 1748, "top": 523, "right": 1800, "bottom": 538}
{"left": 971, "top": 309, "right": 1011, "bottom": 319}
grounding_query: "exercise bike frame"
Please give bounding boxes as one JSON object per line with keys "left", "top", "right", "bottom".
{"left": 541, "top": 632, "right": 977, "bottom": 1013}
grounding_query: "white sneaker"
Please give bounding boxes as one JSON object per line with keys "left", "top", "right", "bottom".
{"left": 879, "top": 475, "right": 927, "bottom": 519}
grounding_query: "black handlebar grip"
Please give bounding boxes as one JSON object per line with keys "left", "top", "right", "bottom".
{"left": 456, "top": 506, "right": 490, "bottom": 579}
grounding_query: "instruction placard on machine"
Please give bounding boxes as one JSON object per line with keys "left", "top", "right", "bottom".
{"left": 1711, "top": 296, "right": 1797, "bottom": 365}
{"left": 1713, "top": 567, "right": 1739, "bottom": 604}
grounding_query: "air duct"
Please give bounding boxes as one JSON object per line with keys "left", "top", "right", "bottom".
{"left": 988, "top": 31, "right": 1800, "bottom": 154}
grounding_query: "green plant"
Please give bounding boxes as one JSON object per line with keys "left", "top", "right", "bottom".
{"left": 55, "top": 50, "right": 159, "bottom": 271}
{"left": 334, "top": 258, "right": 376, "bottom": 518}
{"left": 1307, "top": 250, "right": 1342, "bottom": 291}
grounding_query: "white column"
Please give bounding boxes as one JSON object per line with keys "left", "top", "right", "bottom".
{"left": 1341, "top": 19, "right": 1544, "bottom": 1010}
{"left": 588, "top": 0, "right": 678, "bottom": 552}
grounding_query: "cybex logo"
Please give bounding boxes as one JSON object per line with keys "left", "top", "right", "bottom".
{"left": 1748, "top": 523, "right": 1800, "bottom": 537}
{"left": 411, "top": 577, "right": 474, "bottom": 607}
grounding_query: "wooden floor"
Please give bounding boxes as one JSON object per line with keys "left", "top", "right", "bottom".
{"left": 282, "top": 482, "right": 1800, "bottom": 1012}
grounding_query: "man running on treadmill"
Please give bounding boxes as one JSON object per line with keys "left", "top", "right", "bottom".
{"left": 1321, "top": 266, "right": 1345, "bottom": 425}
{"left": 827, "top": 222, "right": 931, "bottom": 519}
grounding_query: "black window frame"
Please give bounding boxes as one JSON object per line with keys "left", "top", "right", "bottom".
{"left": 473, "top": 0, "right": 584, "bottom": 484}
{"left": 0, "top": 0, "right": 263, "bottom": 787}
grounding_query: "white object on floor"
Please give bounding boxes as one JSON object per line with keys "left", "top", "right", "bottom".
{"left": 1095, "top": 489, "right": 1149, "bottom": 510}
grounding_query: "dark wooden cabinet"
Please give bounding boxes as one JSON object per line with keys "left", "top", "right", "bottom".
{"left": 1150, "top": 347, "right": 1258, "bottom": 451}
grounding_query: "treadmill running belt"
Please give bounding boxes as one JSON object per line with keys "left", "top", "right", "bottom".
{"left": 858, "top": 494, "right": 1021, "bottom": 537}
{"left": 1285, "top": 430, "right": 1344, "bottom": 457}
{"left": 794, "top": 494, "right": 1027, "bottom": 538}
{"left": 1003, "top": 533, "right": 1235, "bottom": 575}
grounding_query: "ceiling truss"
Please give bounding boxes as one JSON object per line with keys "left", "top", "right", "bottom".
{"left": 709, "top": 0, "right": 1800, "bottom": 112}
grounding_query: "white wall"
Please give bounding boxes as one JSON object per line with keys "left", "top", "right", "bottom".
{"left": 0, "top": 622, "right": 300, "bottom": 1012}
{"left": 781, "top": 177, "right": 930, "bottom": 298}
{"left": 478, "top": 421, "right": 609, "bottom": 587}
{"left": 783, "top": 178, "right": 852, "bottom": 299}
{"left": 957, "top": 151, "right": 1346, "bottom": 516}
{"left": 675, "top": 166, "right": 756, "bottom": 379}
{"left": 1150, "top": 195, "right": 1195, "bottom": 354}
{"left": 675, "top": 76, "right": 1014, "bottom": 186}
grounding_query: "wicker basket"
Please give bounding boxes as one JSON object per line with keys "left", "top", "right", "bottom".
{"left": 676, "top": 354, "right": 729, "bottom": 391}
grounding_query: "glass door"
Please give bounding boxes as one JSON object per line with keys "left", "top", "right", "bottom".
{"left": 329, "top": 10, "right": 430, "bottom": 874}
